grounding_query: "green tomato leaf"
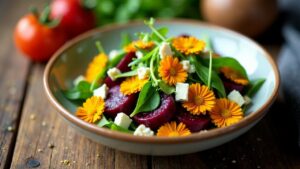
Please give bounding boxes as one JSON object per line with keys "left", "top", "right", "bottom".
{"left": 203, "top": 57, "right": 249, "bottom": 80}
{"left": 130, "top": 82, "right": 160, "bottom": 117}
{"left": 245, "top": 78, "right": 266, "bottom": 97}
{"left": 158, "top": 80, "right": 175, "bottom": 94}
{"left": 191, "top": 57, "right": 226, "bottom": 98}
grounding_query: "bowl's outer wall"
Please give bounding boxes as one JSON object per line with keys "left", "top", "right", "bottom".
{"left": 46, "top": 20, "right": 278, "bottom": 155}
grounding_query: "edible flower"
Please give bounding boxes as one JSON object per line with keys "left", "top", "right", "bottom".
{"left": 220, "top": 67, "right": 249, "bottom": 85}
{"left": 182, "top": 83, "right": 216, "bottom": 115}
{"left": 124, "top": 40, "right": 155, "bottom": 53}
{"left": 120, "top": 76, "right": 148, "bottom": 95}
{"left": 158, "top": 56, "right": 187, "bottom": 85}
{"left": 157, "top": 121, "right": 191, "bottom": 137}
{"left": 172, "top": 36, "right": 205, "bottom": 55}
{"left": 209, "top": 98, "right": 243, "bottom": 127}
{"left": 85, "top": 53, "right": 108, "bottom": 83}
{"left": 76, "top": 96, "right": 105, "bottom": 123}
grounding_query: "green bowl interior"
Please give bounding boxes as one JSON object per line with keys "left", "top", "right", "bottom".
{"left": 48, "top": 22, "right": 277, "bottom": 117}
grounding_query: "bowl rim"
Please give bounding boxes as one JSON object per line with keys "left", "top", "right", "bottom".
{"left": 44, "top": 19, "right": 280, "bottom": 144}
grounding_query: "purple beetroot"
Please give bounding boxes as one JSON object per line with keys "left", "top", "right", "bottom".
{"left": 104, "top": 85, "right": 137, "bottom": 118}
{"left": 133, "top": 94, "right": 175, "bottom": 129}
{"left": 223, "top": 80, "right": 244, "bottom": 94}
{"left": 104, "top": 52, "right": 136, "bottom": 87}
{"left": 177, "top": 111, "right": 210, "bottom": 132}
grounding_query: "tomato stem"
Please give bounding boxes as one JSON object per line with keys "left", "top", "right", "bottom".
{"left": 29, "top": 6, "right": 39, "bottom": 18}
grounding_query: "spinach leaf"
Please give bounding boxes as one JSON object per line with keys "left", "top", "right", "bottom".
{"left": 110, "top": 124, "right": 133, "bottom": 134}
{"left": 151, "top": 27, "right": 169, "bottom": 42}
{"left": 130, "top": 82, "right": 160, "bottom": 117}
{"left": 158, "top": 80, "right": 175, "bottom": 95}
{"left": 203, "top": 57, "right": 249, "bottom": 80}
{"left": 97, "top": 115, "right": 133, "bottom": 134}
{"left": 97, "top": 115, "right": 112, "bottom": 127}
{"left": 191, "top": 57, "right": 226, "bottom": 97}
{"left": 120, "top": 32, "right": 131, "bottom": 48}
{"left": 245, "top": 78, "right": 266, "bottom": 97}
{"left": 64, "top": 81, "right": 93, "bottom": 100}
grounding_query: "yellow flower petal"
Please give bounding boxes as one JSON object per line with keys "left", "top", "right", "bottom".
{"left": 124, "top": 40, "right": 155, "bottom": 53}
{"left": 209, "top": 98, "right": 243, "bottom": 127}
{"left": 76, "top": 96, "right": 105, "bottom": 123}
{"left": 85, "top": 53, "right": 108, "bottom": 83}
{"left": 182, "top": 83, "right": 216, "bottom": 115}
{"left": 220, "top": 67, "right": 249, "bottom": 85}
{"left": 157, "top": 121, "right": 191, "bottom": 137}
{"left": 120, "top": 76, "right": 148, "bottom": 95}
{"left": 172, "top": 36, "right": 205, "bottom": 55}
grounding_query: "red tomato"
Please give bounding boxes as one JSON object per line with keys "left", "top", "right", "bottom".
{"left": 14, "top": 14, "right": 68, "bottom": 62}
{"left": 50, "top": 0, "right": 96, "bottom": 38}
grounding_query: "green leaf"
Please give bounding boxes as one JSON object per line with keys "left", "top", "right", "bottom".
{"left": 120, "top": 32, "right": 132, "bottom": 48}
{"left": 110, "top": 124, "right": 133, "bottom": 134}
{"left": 115, "top": 70, "right": 137, "bottom": 79}
{"left": 64, "top": 81, "right": 93, "bottom": 100}
{"left": 245, "top": 79, "right": 266, "bottom": 97}
{"left": 128, "top": 46, "right": 159, "bottom": 67}
{"left": 151, "top": 27, "right": 169, "bottom": 42}
{"left": 97, "top": 115, "right": 111, "bottom": 127}
{"left": 130, "top": 82, "right": 160, "bottom": 117}
{"left": 203, "top": 57, "right": 249, "bottom": 80}
{"left": 207, "top": 51, "right": 213, "bottom": 88}
{"left": 191, "top": 57, "right": 226, "bottom": 97}
{"left": 158, "top": 80, "right": 175, "bottom": 94}
{"left": 97, "top": 115, "right": 133, "bottom": 134}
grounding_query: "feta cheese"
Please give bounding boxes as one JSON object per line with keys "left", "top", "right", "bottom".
{"left": 227, "top": 90, "right": 245, "bottom": 106}
{"left": 175, "top": 83, "right": 189, "bottom": 101}
{"left": 114, "top": 112, "right": 132, "bottom": 129}
{"left": 93, "top": 84, "right": 109, "bottom": 99}
{"left": 73, "top": 75, "right": 85, "bottom": 86}
{"left": 159, "top": 42, "right": 173, "bottom": 59}
{"left": 107, "top": 67, "right": 121, "bottom": 81}
{"left": 137, "top": 67, "right": 150, "bottom": 80}
{"left": 135, "top": 51, "right": 144, "bottom": 59}
{"left": 133, "top": 124, "right": 154, "bottom": 136}
{"left": 180, "top": 60, "right": 195, "bottom": 73}
{"left": 109, "top": 50, "right": 119, "bottom": 60}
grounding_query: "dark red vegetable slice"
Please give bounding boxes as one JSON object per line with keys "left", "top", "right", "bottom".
{"left": 104, "top": 85, "right": 137, "bottom": 118}
{"left": 223, "top": 80, "right": 244, "bottom": 94}
{"left": 133, "top": 94, "right": 175, "bottom": 129}
{"left": 177, "top": 111, "right": 210, "bottom": 132}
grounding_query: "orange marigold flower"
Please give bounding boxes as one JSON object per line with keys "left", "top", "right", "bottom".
{"left": 220, "top": 67, "right": 249, "bottom": 85}
{"left": 85, "top": 53, "right": 108, "bottom": 83}
{"left": 158, "top": 56, "right": 187, "bottom": 85}
{"left": 209, "top": 98, "right": 244, "bottom": 128}
{"left": 120, "top": 76, "right": 148, "bottom": 95}
{"left": 157, "top": 121, "right": 191, "bottom": 137}
{"left": 124, "top": 40, "right": 155, "bottom": 53}
{"left": 76, "top": 96, "right": 105, "bottom": 123}
{"left": 182, "top": 83, "right": 216, "bottom": 115}
{"left": 172, "top": 36, "right": 205, "bottom": 55}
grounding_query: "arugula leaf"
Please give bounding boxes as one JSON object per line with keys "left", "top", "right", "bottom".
{"left": 128, "top": 47, "right": 159, "bottom": 67}
{"left": 64, "top": 81, "right": 93, "bottom": 100}
{"left": 151, "top": 27, "right": 169, "bottom": 42}
{"left": 130, "top": 82, "right": 160, "bottom": 117}
{"left": 191, "top": 57, "right": 226, "bottom": 97}
{"left": 158, "top": 80, "right": 175, "bottom": 94}
{"left": 120, "top": 32, "right": 131, "bottom": 48}
{"left": 245, "top": 79, "right": 266, "bottom": 97}
{"left": 115, "top": 70, "right": 137, "bottom": 79}
{"left": 203, "top": 57, "right": 249, "bottom": 80}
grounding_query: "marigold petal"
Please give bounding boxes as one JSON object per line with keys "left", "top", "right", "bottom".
{"left": 172, "top": 36, "right": 205, "bottom": 55}
{"left": 220, "top": 67, "right": 249, "bottom": 85}
{"left": 120, "top": 76, "right": 148, "bottom": 95}
{"left": 157, "top": 121, "right": 191, "bottom": 137}
{"left": 85, "top": 53, "right": 108, "bottom": 83}
{"left": 124, "top": 40, "right": 154, "bottom": 53}
{"left": 75, "top": 96, "right": 105, "bottom": 123}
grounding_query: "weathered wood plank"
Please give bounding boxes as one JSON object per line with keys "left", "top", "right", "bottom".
{"left": 0, "top": 0, "right": 39, "bottom": 168}
{"left": 10, "top": 64, "right": 118, "bottom": 169}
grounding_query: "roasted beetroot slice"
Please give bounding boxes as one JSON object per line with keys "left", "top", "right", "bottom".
{"left": 177, "top": 111, "right": 210, "bottom": 132}
{"left": 133, "top": 94, "right": 175, "bottom": 129}
{"left": 223, "top": 80, "right": 244, "bottom": 94}
{"left": 104, "top": 85, "right": 137, "bottom": 118}
{"left": 116, "top": 52, "right": 136, "bottom": 72}
{"left": 104, "top": 77, "right": 121, "bottom": 88}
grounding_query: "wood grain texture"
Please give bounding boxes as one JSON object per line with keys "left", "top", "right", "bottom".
{"left": 0, "top": 0, "right": 35, "bottom": 168}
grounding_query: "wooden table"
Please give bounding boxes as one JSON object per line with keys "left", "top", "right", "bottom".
{"left": 1, "top": 0, "right": 300, "bottom": 169}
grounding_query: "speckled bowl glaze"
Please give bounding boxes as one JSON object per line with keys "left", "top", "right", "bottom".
{"left": 44, "top": 19, "right": 280, "bottom": 155}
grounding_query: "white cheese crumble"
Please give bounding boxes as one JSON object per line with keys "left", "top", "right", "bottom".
{"left": 135, "top": 51, "right": 144, "bottom": 59}
{"left": 93, "top": 84, "right": 109, "bottom": 100}
{"left": 133, "top": 124, "right": 154, "bottom": 136}
{"left": 107, "top": 67, "right": 121, "bottom": 81}
{"left": 73, "top": 75, "right": 85, "bottom": 86}
{"left": 108, "top": 50, "right": 119, "bottom": 60}
{"left": 159, "top": 42, "right": 173, "bottom": 59}
{"left": 243, "top": 95, "right": 252, "bottom": 105}
{"left": 175, "top": 83, "right": 189, "bottom": 101}
{"left": 114, "top": 112, "right": 132, "bottom": 129}
{"left": 137, "top": 67, "right": 150, "bottom": 80}
{"left": 180, "top": 60, "right": 195, "bottom": 73}
{"left": 227, "top": 90, "right": 245, "bottom": 106}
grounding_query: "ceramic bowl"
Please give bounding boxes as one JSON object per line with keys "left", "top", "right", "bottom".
{"left": 44, "top": 19, "right": 279, "bottom": 155}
